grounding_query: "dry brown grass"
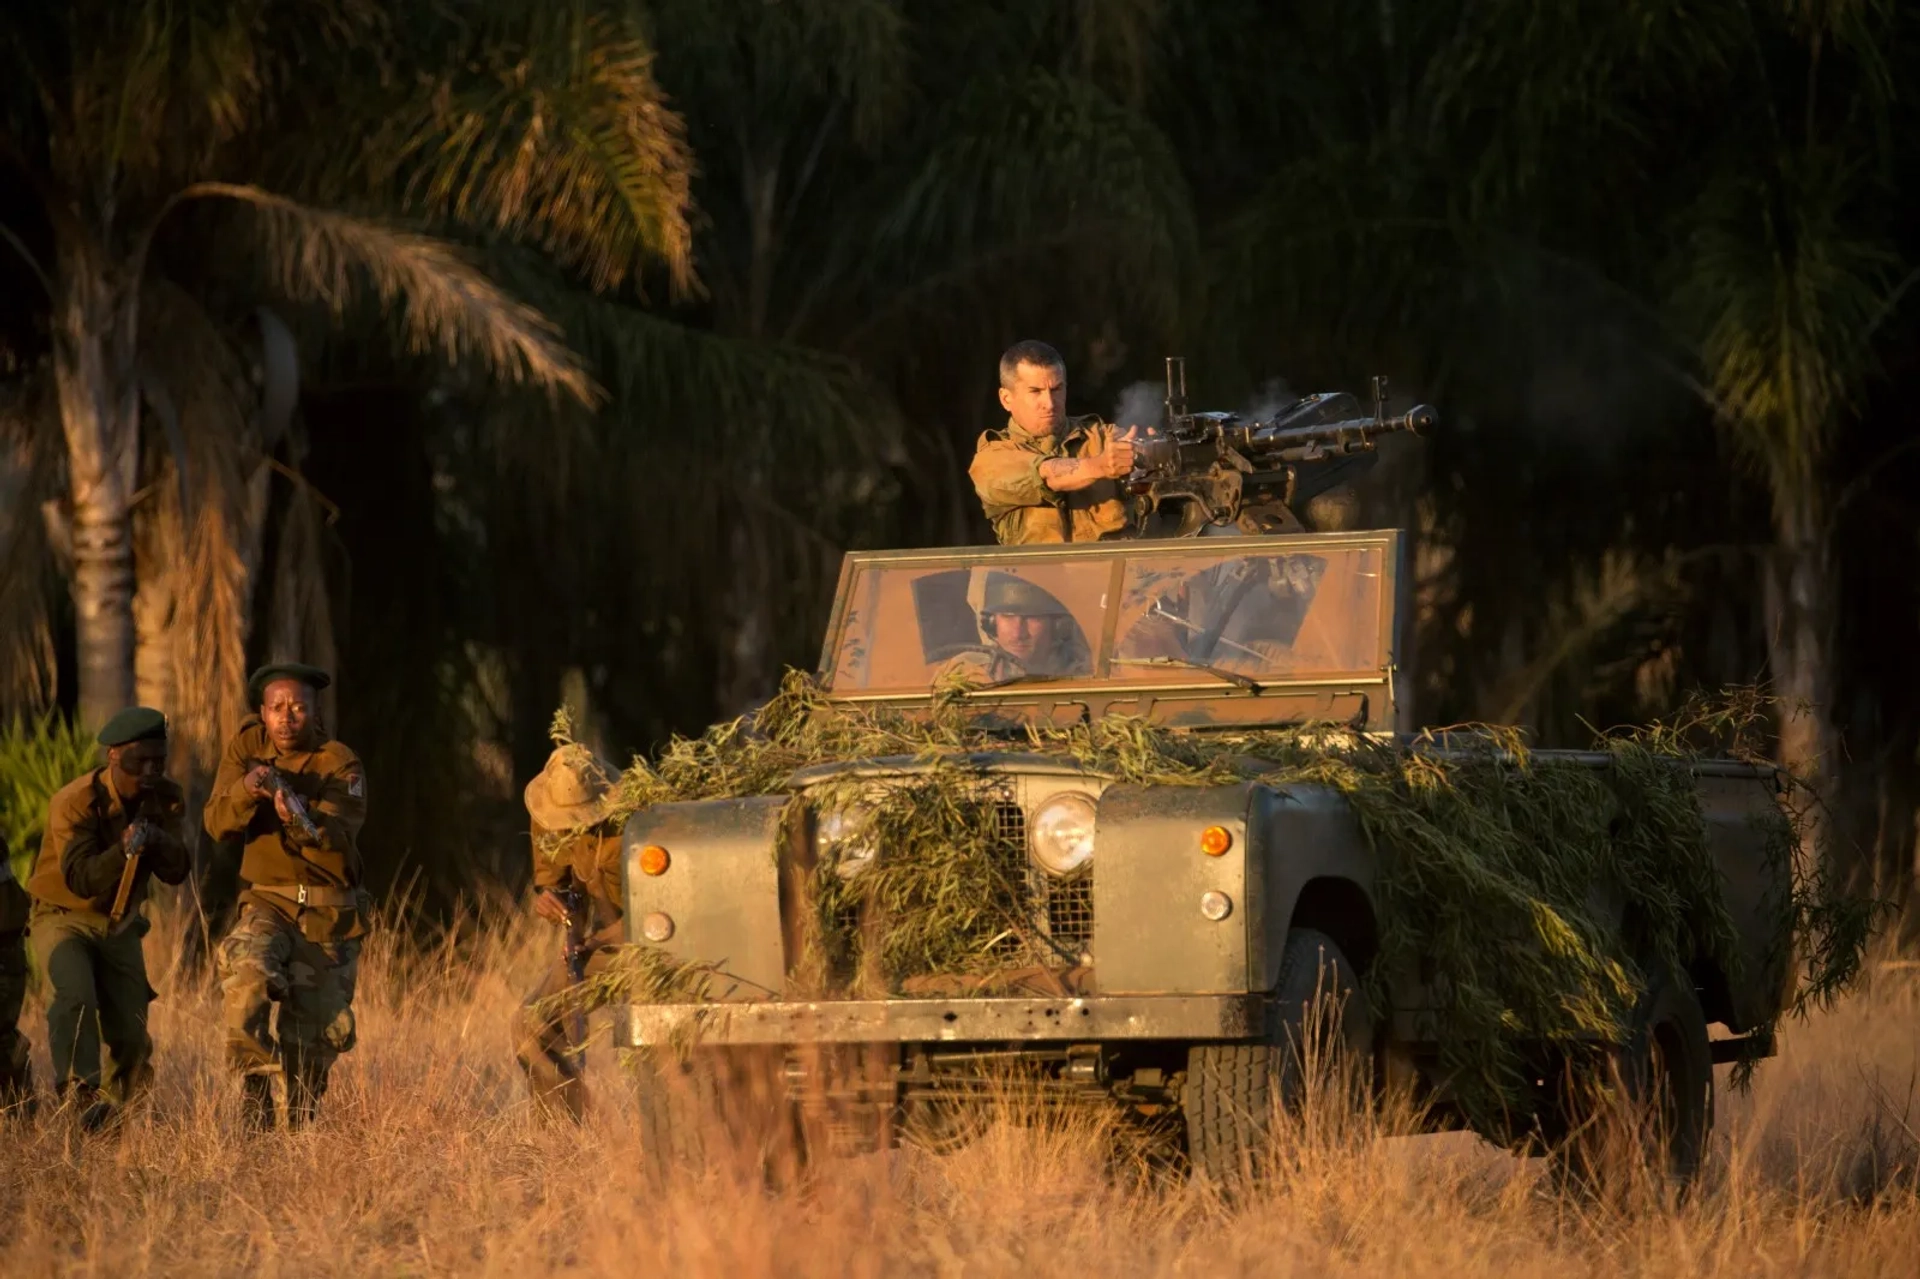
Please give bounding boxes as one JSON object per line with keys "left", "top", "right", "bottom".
{"left": 3, "top": 905, "right": 1917, "bottom": 1278}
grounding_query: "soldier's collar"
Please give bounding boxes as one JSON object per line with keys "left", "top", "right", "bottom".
{"left": 1004, "top": 416, "right": 1091, "bottom": 446}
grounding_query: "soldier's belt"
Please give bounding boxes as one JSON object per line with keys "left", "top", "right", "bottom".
{"left": 250, "top": 882, "right": 359, "bottom": 908}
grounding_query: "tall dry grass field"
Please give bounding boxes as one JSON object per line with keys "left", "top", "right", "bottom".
{"left": 3, "top": 905, "right": 1917, "bottom": 1277}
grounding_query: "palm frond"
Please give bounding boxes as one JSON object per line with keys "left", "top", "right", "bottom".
{"left": 368, "top": 2, "right": 695, "bottom": 294}
{"left": 186, "top": 182, "right": 597, "bottom": 405}
{"left": 1673, "top": 153, "right": 1904, "bottom": 507}
{"left": 842, "top": 70, "right": 1198, "bottom": 342}
{"left": 645, "top": 0, "right": 911, "bottom": 146}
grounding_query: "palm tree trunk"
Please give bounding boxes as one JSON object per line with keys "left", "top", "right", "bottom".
{"left": 1765, "top": 489, "right": 1838, "bottom": 867}
{"left": 50, "top": 236, "right": 142, "bottom": 728}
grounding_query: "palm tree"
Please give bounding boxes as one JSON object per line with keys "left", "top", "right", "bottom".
{"left": 1664, "top": 8, "right": 1911, "bottom": 852}
{"left": 0, "top": 0, "right": 694, "bottom": 731}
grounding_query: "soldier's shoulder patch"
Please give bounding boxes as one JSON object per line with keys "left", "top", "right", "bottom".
{"left": 346, "top": 772, "right": 365, "bottom": 799}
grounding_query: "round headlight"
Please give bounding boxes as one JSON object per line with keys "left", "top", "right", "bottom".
{"left": 816, "top": 805, "right": 878, "bottom": 877}
{"left": 1029, "top": 792, "right": 1097, "bottom": 877}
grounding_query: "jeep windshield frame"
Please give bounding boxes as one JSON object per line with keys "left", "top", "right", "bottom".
{"left": 815, "top": 530, "right": 1405, "bottom": 731}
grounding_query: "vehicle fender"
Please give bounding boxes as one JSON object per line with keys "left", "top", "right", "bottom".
{"left": 1246, "top": 782, "right": 1382, "bottom": 994}
{"left": 621, "top": 796, "right": 790, "bottom": 999}
{"left": 1092, "top": 782, "right": 1259, "bottom": 995}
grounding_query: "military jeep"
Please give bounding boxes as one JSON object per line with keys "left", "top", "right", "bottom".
{"left": 614, "top": 530, "right": 1792, "bottom": 1179}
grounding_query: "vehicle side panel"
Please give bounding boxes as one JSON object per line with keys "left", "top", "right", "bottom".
{"left": 1697, "top": 772, "right": 1793, "bottom": 1031}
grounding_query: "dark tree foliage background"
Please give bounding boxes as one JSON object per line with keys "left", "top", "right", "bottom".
{"left": 3, "top": 1, "right": 1917, "bottom": 930}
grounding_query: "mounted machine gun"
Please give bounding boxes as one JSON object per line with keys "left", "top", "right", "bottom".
{"left": 1126, "top": 357, "right": 1435, "bottom": 536}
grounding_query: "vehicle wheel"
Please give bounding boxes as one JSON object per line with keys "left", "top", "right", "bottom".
{"left": 632, "top": 1046, "right": 799, "bottom": 1186}
{"left": 1552, "top": 971, "right": 1713, "bottom": 1189}
{"left": 1183, "top": 929, "right": 1373, "bottom": 1185}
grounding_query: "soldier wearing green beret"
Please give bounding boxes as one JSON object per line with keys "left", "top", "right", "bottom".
{"left": 24, "top": 706, "right": 190, "bottom": 1129}
{"left": 1, "top": 830, "right": 35, "bottom": 1116}
{"left": 204, "top": 662, "right": 369, "bottom": 1131}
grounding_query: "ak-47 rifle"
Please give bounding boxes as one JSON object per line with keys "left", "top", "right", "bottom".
{"left": 556, "top": 883, "right": 592, "bottom": 1047}
{"left": 109, "top": 820, "right": 156, "bottom": 925}
{"left": 1125, "top": 357, "right": 1437, "bottom": 536}
{"left": 248, "top": 761, "right": 324, "bottom": 843}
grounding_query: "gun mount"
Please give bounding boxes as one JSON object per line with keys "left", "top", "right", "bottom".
{"left": 1127, "top": 357, "right": 1435, "bottom": 537}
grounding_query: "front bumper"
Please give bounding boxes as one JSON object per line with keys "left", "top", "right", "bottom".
{"left": 614, "top": 993, "right": 1265, "bottom": 1048}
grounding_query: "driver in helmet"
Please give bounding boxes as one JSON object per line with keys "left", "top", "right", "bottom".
{"left": 937, "top": 570, "right": 1092, "bottom": 685}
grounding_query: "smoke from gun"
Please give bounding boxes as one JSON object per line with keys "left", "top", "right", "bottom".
{"left": 1112, "top": 381, "right": 1165, "bottom": 433}
{"left": 1244, "top": 378, "right": 1299, "bottom": 423}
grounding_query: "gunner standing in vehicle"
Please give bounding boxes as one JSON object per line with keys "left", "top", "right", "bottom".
{"left": 970, "top": 340, "right": 1139, "bottom": 544}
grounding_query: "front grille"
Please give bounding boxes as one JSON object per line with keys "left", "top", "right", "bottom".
{"left": 992, "top": 800, "right": 1026, "bottom": 849}
{"left": 1046, "top": 873, "right": 1094, "bottom": 960}
{"left": 803, "top": 791, "right": 1095, "bottom": 989}
{"left": 991, "top": 800, "right": 1093, "bottom": 968}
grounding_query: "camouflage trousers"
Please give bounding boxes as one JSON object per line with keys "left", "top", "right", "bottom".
{"left": 1, "top": 924, "right": 33, "bottom": 1111}
{"left": 514, "top": 924, "right": 623, "bottom": 1122}
{"left": 216, "top": 904, "right": 360, "bottom": 1115}
{"left": 29, "top": 909, "right": 156, "bottom": 1103}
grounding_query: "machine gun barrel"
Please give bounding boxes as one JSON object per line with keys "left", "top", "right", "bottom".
{"left": 1226, "top": 403, "right": 1434, "bottom": 464}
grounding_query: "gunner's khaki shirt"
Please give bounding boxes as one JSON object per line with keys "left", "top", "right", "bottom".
{"left": 970, "top": 415, "right": 1133, "bottom": 544}
{"left": 26, "top": 770, "right": 189, "bottom": 925}
{"left": 203, "top": 716, "right": 369, "bottom": 940}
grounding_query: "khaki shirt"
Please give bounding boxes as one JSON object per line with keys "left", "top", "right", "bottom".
{"left": 969, "top": 416, "right": 1133, "bottom": 544}
{"left": 203, "top": 716, "right": 369, "bottom": 940}
{"left": 531, "top": 821, "right": 624, "bottom": 930}
{"left": 936, "top": 628, "right": 1094, "bottom": 686}
{"left": 26, "top": 770, "right": 190, "bottom": 924}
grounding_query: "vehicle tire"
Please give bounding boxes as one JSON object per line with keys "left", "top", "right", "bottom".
{"left": 1183, "top": 928, "right": 1374, "bottom": 1185}
{"left": 1552, "top": 970, "right": 1713, "bottom": 1189}
{"left": 633, "top": 1046, "right": 799, "bottom": 1186}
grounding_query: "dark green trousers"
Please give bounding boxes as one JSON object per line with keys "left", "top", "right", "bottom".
{"left": 0, "top": 924, "right": 30, "bottom": 1108}
{"left": 30, "top": 908, "right": 156, "bottom": 1102}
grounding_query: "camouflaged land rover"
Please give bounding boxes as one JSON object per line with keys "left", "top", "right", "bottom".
{"left": 614, "top": 530, "right": 1793, "bottom": 1180}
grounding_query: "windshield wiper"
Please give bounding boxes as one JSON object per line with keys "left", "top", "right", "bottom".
{"left": 1110, "top": 655, "right": 1262, "bottom": 692}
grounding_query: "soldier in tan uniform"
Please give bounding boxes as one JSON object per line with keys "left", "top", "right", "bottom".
{"left": 514, "top": 744, "right": 627, "bottom": 1121}
{"left": 25, "top": 707, "right": 190, "bottom": 1129}
{"left": 203, "top": 662, "right": 368, "bottom": 1131}
{"left": 969, "top": 340, "right": 1139, "bottom": 544}
{"left": 937, "top": 570, "right": 1093, "bottom": 685}
{"left": 0, "top": 832, "right": 31, "bottom": 1116}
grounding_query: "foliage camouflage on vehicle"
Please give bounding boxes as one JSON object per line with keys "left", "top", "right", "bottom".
{"left": 543, "top": 676, "right": 1874, "bottom": 1130}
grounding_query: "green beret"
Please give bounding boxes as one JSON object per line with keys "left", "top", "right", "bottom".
{"left": 98, "top": 706, "right": 168, "bottom": 747}
{"left": 247, "top": 662, "right": 332, "bottom": 708}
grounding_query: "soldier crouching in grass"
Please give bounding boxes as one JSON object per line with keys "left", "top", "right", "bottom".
{"left": 204, "top": 663, "right": 368, "bottom": 1132}
{"left": 24, "top": 707, "right": 190, "bottom": 1131}
{"left": 515, "top": 743, "right": 628, "bottom": 1122}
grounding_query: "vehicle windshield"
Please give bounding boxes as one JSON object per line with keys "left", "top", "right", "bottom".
{"left": 822, "top": 536, "right": 1394, "bottom": 696}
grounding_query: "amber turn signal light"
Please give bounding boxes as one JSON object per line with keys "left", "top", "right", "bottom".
{"left": 1200, "top": 826, "right": 1232, "bottom": 856}
{"left": 638, "top": 844, "right": 671, "bottom": 876}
